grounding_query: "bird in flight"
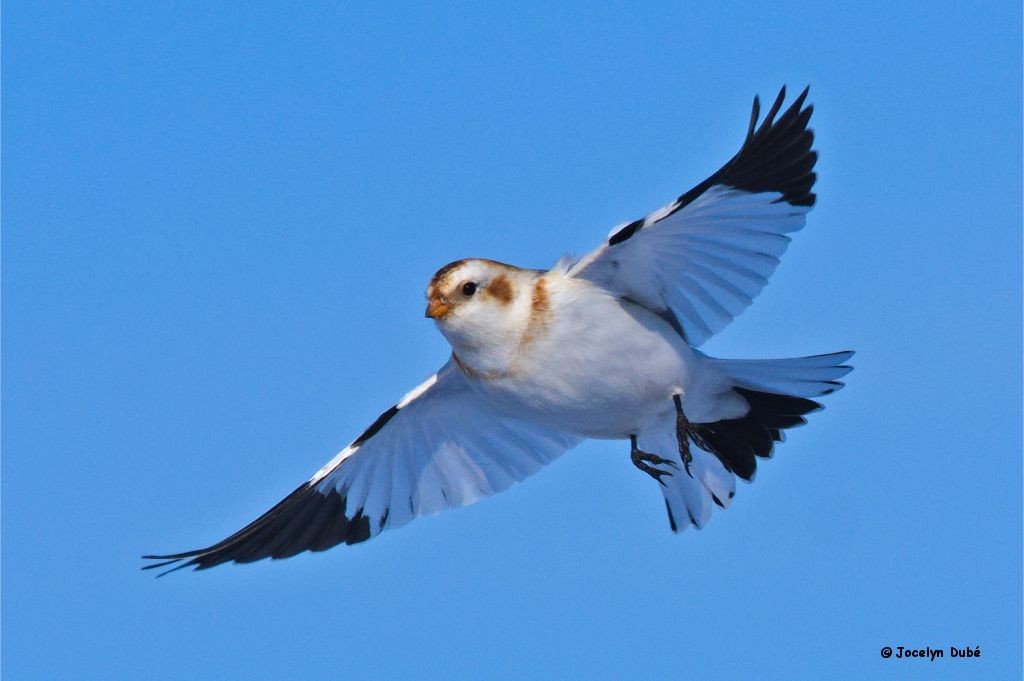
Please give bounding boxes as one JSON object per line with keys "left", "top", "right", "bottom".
{"left": 145, "top": 86, "right": 852, "bottom": 576}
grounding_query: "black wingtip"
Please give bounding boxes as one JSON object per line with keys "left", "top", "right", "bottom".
{"left": 142, "top": 551, "right": 193, "bottom": 560}
{"left": 746, "top": 95, "right": 761, "bottom": 142}
{"left": 761, "top": 85, "right": 787, "bottom": 130}
{"left": 723, "top": 84, "right": 817, "bottom": 206}
{"left": 656, "top": 85, "right": 818, "bottom": 224}
{"left": 141, "top": 555, "right": 198, "bottom": 578}
{"left": 141, "top": 557, "right": 181, "bottom": 571}
{"left": 156, "top": 561, "right": 195, "bottom": 578}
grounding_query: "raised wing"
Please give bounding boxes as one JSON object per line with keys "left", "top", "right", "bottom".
{"left": 143, "top": 361, "right": 579, "bottom": 575}
{"left": 566, "top": 86, "right": 817, "bottom": 346}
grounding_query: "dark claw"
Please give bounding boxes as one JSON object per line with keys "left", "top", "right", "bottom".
{"left": 673, "top": 394, "right": 696, "bottom": 478}
{"left": 634, "top": 458, "right": 674, "bottom": 486}
{"left": 630, "top": 445, "right": 677, "bottom": 486}
{"left": 647, "top": 466, "right": 673, "bottom": 486}
{"left": 679, "top": 443, "right": 694, "bottom": 478}
{"left": 633, "top": 451, "right": 678, "bottom": 469}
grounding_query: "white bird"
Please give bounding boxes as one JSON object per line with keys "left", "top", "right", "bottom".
{"left": 145, "top": 86, "right": 852, "bottom": 575}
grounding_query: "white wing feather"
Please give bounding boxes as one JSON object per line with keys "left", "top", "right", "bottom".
{"left": 144, "top": 361, "right": 579, "bottom": 573}
{"left": 567, "top": 87, "right": 817, "bottom": 346}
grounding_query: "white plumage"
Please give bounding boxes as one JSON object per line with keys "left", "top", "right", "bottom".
{"left": 145, "top": 86, "right": 852, "bottom": 575}
{"left": 570, "top": 186, "right": 810, "bottom": 346}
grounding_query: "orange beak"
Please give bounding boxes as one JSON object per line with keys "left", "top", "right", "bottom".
{"left": 425, "top": 297, "right": 450, "bottom": 319}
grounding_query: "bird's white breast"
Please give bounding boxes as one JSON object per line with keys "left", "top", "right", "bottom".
{"left": 466, "top": 276, "right": 704, "bottom": 439}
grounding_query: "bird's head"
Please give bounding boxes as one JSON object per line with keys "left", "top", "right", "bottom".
{"left": 425, "top": 258, "right": 537, "bottom": 372}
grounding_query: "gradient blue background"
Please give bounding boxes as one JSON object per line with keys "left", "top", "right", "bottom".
{"left": 4, "top": 3, "right": 1021, "bottom": 679}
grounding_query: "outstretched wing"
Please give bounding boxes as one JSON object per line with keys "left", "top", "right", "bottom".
{"left": 566, "top": 86, "right": 817, "bottom": 346}
{"left": 143, "top": 361, "right": 579, "bottom": 575}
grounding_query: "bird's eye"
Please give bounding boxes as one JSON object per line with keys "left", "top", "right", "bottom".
{"left": 462, "top": 282, "right": 478, "bottom": 296}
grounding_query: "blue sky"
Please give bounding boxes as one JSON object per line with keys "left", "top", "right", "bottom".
{"left": 3, "top": 2, "right": 1021, "bottom": 679}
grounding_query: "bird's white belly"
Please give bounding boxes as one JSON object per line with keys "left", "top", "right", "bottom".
{"left": 470, "top": 294, "right": 700, "bottom": 439}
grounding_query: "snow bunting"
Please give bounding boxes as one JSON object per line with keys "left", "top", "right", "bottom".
{"left": 145, "top": 86, "right": 852, "bottom": 575}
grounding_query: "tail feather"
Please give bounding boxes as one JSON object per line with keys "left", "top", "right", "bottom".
{"left": 653, "top": 351, "right": 853, "bottom": 533}
{"left": 691, "top": 387, "right": 824, "bottom": 481}
{"left": 695, "top": 351, "right": 853, "bottom": 483}
{"left": 712, "top": 350, "right": 853, "bottom": 397}
{"left": 656, "top": 443, "right": 732, "bottom": 531}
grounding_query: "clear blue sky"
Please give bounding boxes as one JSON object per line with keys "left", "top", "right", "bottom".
{"left": 4, "top": 3, "right": 1021, "bottom": 679}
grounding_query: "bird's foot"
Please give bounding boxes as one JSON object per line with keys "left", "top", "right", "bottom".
{"left": 673, "top": 394, "right": 695, "bottom": 478}
{"left": 630, "top": 435, "right": 678, "bottom": 486}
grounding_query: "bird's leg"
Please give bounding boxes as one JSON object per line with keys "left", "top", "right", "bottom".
{"left": 673, "top": 394, "right": 695, "bottom": 478}
{"left": 630, "top": 434, "right": 678, "bottom": 486}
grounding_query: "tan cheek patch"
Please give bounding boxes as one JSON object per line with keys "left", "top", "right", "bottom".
{"left": 487, "top": 275, "right": 513, "bottom": 304}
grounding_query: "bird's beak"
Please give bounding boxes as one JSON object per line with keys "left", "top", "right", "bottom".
{"left": 425, "top": 297, "right": 450, "bottom": 319}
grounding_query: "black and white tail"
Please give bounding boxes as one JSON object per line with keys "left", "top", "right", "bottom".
{"left": 660, "top": 351, "right": 853, "bottom": 532}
